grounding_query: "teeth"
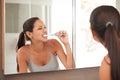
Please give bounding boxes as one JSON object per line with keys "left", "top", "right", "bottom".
{"left": 43, "top": 34, "right": 47, "bottom": 37}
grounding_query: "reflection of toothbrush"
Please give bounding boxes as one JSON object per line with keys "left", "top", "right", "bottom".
{"left": 43, "top": 32, "right": 64, "bottom": 37}
{"left": 43, "top": 33, "right": 56, "bottom": 37}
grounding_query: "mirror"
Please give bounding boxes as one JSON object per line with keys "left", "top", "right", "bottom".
{"left": 3, "top": 0, "right": 120, "bottom": 75}
{"left": 4, "top": 0, "right": 73, "bottom": 74}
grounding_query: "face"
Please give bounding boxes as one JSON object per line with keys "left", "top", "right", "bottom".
{"left": 29, "top": 19, "right": 48, "bottom": 42}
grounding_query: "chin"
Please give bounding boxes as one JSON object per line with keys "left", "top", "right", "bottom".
{"left": 43, "top": 38, "right": 48, "bottom": 42}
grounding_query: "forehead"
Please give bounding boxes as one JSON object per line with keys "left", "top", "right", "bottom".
{"left": 34, "top": 20, "right": 44, "bottom": 27}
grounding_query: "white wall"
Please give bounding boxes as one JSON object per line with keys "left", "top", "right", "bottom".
{"left": 5, "top": 33, "right": 19, "bottom": 74}
{"left": 51, "top": 0, "right": 73, "bottom": 69}
{"left": 116, "top": 0, "right": 120, "bottom": 12}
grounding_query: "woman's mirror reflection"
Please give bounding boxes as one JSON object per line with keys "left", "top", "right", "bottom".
{"left": 4, "top": 0, "right": 73, "bottom": 74}
{"left": 16, "top": 17, "right": 75, "bottom": 73}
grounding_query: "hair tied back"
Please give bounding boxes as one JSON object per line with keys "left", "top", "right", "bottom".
{"left": 106, "top": 21, "right": 113, "bottom": 28}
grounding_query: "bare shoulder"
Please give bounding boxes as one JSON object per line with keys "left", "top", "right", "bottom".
{"left": 100, "top": 55, "right": 111, "bottom": 68}
{"left": 17, "top": 46, "right": 29, "bottom": 60}
{"left": 47, "top": 39, "right": 61, "bottom": 47}
{"left": 104, "top": 55, "right": 111, "bottom": 65}
{"left": 47, "top": 39, "right": 59, "bottom": 44}
{"left": 99, "top": 55, "right": 111, "bottom": 80}
{"left": 47, "top": 39, "right": 63, "bottom": 54}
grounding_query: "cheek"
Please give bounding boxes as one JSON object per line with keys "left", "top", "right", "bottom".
{"left": 33, "top": 32, "right": 47, "bottom": 41}
{"left": 33, "top": 30, "right": 41, "bottom": 35}
{"left": 35, "top": 34, "right": 42, "bottom": 39}
{"left": 31, "top": 32, "right": 41, "bottom": 39}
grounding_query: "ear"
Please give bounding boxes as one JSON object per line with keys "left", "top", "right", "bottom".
{"left": 90, "top": 27, "right": 99, "bottom": 42}
{"left": 26, "top": 31, "right": 32, "bottom": 39}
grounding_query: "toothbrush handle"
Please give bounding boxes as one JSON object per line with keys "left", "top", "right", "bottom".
{"left": 49, "top": 33, "right": 56, "bottom": 36}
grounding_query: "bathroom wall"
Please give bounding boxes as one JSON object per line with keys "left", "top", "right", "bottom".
{"left": 116, "top": 0, "right": 120, "bottom": 12}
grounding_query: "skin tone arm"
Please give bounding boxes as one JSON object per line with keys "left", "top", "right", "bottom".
{"left": 17, "top": 47, "right": 28, "bottom": 73}
{"left": 63, "top": 41, "right": 75, "bottom": 68}
{"left": 55, "top": 31, "right": 75, "bottom": 69}
{"left": 99, "top": 55, "right": 111, "bottom": 80}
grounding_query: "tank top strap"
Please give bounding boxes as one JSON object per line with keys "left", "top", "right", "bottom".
{"left": 26, "top": 46, "right": 31, "bottom": 63}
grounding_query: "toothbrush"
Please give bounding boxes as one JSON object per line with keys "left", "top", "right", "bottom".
{"left": 43, "top": 32, "right": 64, "bottom": 37}
{"left": 43, "top": 33, "right": 56, "bottom": 37}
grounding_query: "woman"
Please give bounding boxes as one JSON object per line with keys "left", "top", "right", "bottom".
{"left": 90, "top": 5, "right": 120, "bottom": 80}
{"left": 16, "top": 17, "right": 75, "bottom": 73}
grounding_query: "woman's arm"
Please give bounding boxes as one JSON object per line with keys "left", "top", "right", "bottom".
{"left": 55, "top": 30, "right": 75, "bottom": 69}
{"left": 63, "top": 42, "right": 75, "bottom": 69}
{"left": 17, "top": 47, "right": 28, "bottom": 73}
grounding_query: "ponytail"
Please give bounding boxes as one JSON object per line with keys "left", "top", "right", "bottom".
{"left": 16, "top": 32, "right": 25, "bottom": 51}
{"left": 16, "top": 32, "right": 25, "bottom": 72}
{"left": 104, "top": 24, "right": 120, "bottom": 80}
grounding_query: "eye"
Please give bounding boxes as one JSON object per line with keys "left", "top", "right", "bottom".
{"left": 38, "top": 28, "right": 42, "bottom": 30}
{"left": 44, "top": 26, "right": 47, "bottom": 29}
{"left": 37, "top": 26, "right": 42, "bottom": 30}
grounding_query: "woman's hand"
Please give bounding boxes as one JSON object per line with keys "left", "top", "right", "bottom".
{"left": 55, "top": 30, "right": 69, "bottom": 45}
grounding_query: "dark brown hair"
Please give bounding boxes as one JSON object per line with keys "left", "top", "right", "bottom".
{"left": 90, "top": 5, "right": 120, "bottom": 80}
{"left": 16, "top": 17, "right": 39, "bottom": 51}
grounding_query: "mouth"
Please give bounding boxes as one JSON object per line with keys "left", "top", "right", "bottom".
{"left": 42, "top": 34, "right": 48, "bottom": 38}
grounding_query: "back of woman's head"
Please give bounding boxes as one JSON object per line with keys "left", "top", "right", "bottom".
{"left": 90, "top": 5, "right": 120, "bottom": 41}
{"left": 90, "top": 5, "right": 120, "bottom": 80}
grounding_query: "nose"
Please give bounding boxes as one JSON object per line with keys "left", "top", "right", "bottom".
{"left": 43, "top": 28, "right": 47, "bottom": 33}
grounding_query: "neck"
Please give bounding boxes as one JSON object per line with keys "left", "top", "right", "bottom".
{"left": 30, "top": 41, "right": 45, "bottom": 52}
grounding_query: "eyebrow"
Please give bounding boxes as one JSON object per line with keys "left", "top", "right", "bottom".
{"left": 38, "top": 26, "right": 42, "bottom": 27}
{"left": 35, "top": 25, "right": 42, "bottom": 28}
{"left": 35, "top": 25, "right": 46, "bottom": 28}
{"left": 39, "top": 25, "right": 46, "bottom": 27}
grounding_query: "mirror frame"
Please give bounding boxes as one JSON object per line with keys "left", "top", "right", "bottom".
{"left": 0, "top": 0, "right": 4, "bottom": 79}
{"left": 0, "top": 0, "right": 77, "bottom": 79}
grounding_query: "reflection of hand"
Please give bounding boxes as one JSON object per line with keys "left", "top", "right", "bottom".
{"left": 55, "top": 30, "right": 69, "bottom": 45}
